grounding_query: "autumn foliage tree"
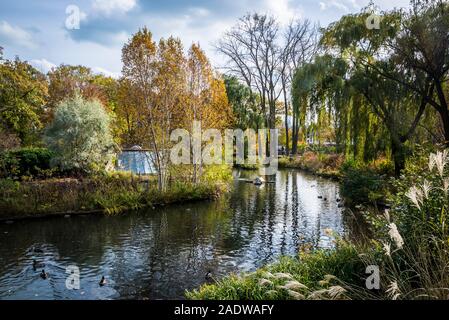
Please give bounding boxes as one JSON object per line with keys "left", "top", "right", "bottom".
{"left": 185, "top": 44, "right": 232, "bottom": 183}
{"left": 121, "top": 28, "right": 231, "bottom": 189}
{"left": 47, "top": 65, "right": 118, "bottom": 124}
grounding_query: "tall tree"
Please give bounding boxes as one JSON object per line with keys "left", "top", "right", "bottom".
{"left": 224, "top": 75, "right": 263, "bottom": 130}
{"left": 44, "top": 94, "right": 114, "bottom": 173}
{"left": 217, "top": 13, "right": 282, "bottom": 130}
{"left": 318, "top": 4, "right": 437, "bottom": 174}
{"left": 186, "top": 44, "right": 232, "bottom": 183}
{"left": 0, "top": 57, "right": 48, "bottom": 146}
{"left": 280, "top": 19, "right": 318, "bottom": 154}
{"left": 122, "top": 28, "right": 172, "bottom": 191}
{"left": 152, "top": 36, "right": 187, "bottom": 190}
{"left": 47, "top": 65, "right": 117, "bottom": 123}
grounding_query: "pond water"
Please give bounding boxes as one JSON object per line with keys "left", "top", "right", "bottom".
{"left": 0, "top": 169, "right": 358, "bottom": 300}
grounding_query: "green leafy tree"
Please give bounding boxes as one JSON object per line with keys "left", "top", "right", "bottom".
{"left": 224, "top": 75, "right": 263, "bottom": 130}
{"left": 44, "top": 94, "right": 115, "bottom": 173}
{"left": 0, "top": 56, "right": 48, "bottom": 146}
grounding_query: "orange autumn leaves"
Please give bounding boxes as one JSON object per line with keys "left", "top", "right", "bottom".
{"left": 119, "top": 27, "right": 232, "bottom": 190}
{"left": 119, "top": 28, "right": 232, "bottom": 148}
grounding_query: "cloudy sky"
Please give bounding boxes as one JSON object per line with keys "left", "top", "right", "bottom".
{"left": 0, "top": 0, "right": 411, "bottom": 78}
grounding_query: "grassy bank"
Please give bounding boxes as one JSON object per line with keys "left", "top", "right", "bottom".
{"left": 278, "top": 153, "right": 343, "bottom": 180}
{"left": 187, "top": 242, "right": 366, "bottom": 300}
{"left": 0, "top": 166, "right": 232, "bottom": 220}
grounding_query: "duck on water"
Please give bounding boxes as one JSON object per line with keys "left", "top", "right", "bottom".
{"left": 239, "top": 177, "right": 273, "bottom": 186}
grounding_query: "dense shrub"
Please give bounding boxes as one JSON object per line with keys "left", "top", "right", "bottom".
{"left": 0, "top": 147, "right": 55, "bottom": 179}
{"left": 44, "top": 94, "right": 115, "bottom": 173}
{"left": 278, "top": 152, "right": 343, "bottom": 179}
{"left": 340, "top": 160, "right": 389, "bottom": 206}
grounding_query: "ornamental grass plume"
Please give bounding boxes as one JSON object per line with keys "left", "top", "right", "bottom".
{"left": 258, "top": 278, "right": 273, "bottom": 287}
{"left": 429, "top": 150, "right": 448, "bottom": 177}
{"left": 283, "top": 281, "right": 308, "bottom": 291}
{"left": 405, "top": 185, "right": 424, "bottom": 210}
{"left": 388, "top": 223, "right": 404, "bottom": 249}
{"left": 308, "top": 289, "right": 328, "bottom": 300}
{"left": 287, "top": 290, "right": 305, "bottom": 300}
{"left": 383, "top": 209, "right": 391, "bottom": 223}
{"left": 318, "top": 274, "right": 338, "bottom": 286}
{"left": 382, "top": 242, "right": 391, "bottom": 257}
{"left": 442, "top": 178, "right": 449, "bottom": 195}
{"left": 327, "top": 286, "right": 347, "bottom": 299}
{"left": 260, "top": 271, "right": 274, "bottom": 279}
{"left": 386, "top": 281, "right": 401, "bottom": 300}
{"left": 273, "top": 273, "right": 293, "bottom": 280}
{"left": 421, "top": 180, "right": 432, "bottom": 199}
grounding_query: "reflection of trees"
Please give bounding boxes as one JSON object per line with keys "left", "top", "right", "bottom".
{"left": 0, "top": 169, "right": 355, "bottom": 299}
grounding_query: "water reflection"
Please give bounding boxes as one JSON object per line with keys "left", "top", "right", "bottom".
{"left": 0, "top": 169, "right": 353, "bottom": 300}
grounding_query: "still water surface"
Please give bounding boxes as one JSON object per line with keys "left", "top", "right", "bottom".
{"left": 0, "top": 169, "right": 355, "bottom": 300}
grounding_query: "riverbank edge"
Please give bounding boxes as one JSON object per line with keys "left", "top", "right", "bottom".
{"left": 0, "top": 180, "right": 229, "bottom": 223}
{"left": 235, "top": 157, "right": 342, "bottom": 181}
{"left": 278, "top": 156, "right": 342, "bottom": 181}
{"left": 0, "top": 194, "right": 219, "bottom": 223}
{"left": 186, "top": 241, "right": 364, "bottom": 300}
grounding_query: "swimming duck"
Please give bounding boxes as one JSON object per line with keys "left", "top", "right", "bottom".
{"left": 40, "top": 270, "right": 48, "bottom": 280}
{"left": 99, "top": 276, "right": 107, "bottom": 287}
{"left": 253, "top": 177, "right": 265, "bottom": 186}
{"left": 32, "top": 247, "right": 44, "bottom": 254}
{"left": 205, "top": 271, "right": 213, "bottom": 281}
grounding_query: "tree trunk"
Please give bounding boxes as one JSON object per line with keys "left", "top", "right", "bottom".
{"left": 282, "top": 85, "right": 290, "bottom": 155}
{"left": 291, "top": 112, "right": 299, "bottom": 154}
{"left": 434, "top": 81, "right": 449, "bottom": 145}
{"left": 391, "top": 139, "right": 406, "bottom": 177}
{"left": 439, "top": 107, "right": 449, "bottom": 146}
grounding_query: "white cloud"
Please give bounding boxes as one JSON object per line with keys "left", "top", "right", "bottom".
{"left": 92, "top": 0, "right": 137, "bottom": 16}
{"left": 318, "top": 0, "right": 358, "bottom": 12}
{"left": 262, "top": 0, "right": 303, "bottom": 23}
{"left": 92, "top": 66, "right": 121, "bottom": 79}
{"left": 30, "top": 58, "right": 57, "bottom": 73}
{"left": 187, "top": 7, "right": 211, "bottom": 18}
{"left": 0, "top": 21, "right": 36, "bottom": 49}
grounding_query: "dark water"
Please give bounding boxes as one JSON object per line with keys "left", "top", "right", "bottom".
{"left": 0, "top": 169, "right": 355, "bottom": 300}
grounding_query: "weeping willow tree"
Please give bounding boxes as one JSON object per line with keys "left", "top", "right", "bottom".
{"left": 291, "top": 3, "right": 441, "bottom": 175}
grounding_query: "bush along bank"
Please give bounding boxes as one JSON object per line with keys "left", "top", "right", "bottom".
{"left": 0, "top": 166, "right": 232, "bottom": 220}
{"left": 187, "top": 150, "right": 449, "bottom": 300}
{"left": 279, "top": 152, "right": 395, "bottom": 207}
{"left": 278, "top": 153, "right": 344, "bottom": 180}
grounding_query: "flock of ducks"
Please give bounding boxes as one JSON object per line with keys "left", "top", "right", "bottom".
{"left": 318, "top": 195, "right": 344, "bottom": 208}
{"left": 31, "top": 247, "right": 107, "bottom": 286}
